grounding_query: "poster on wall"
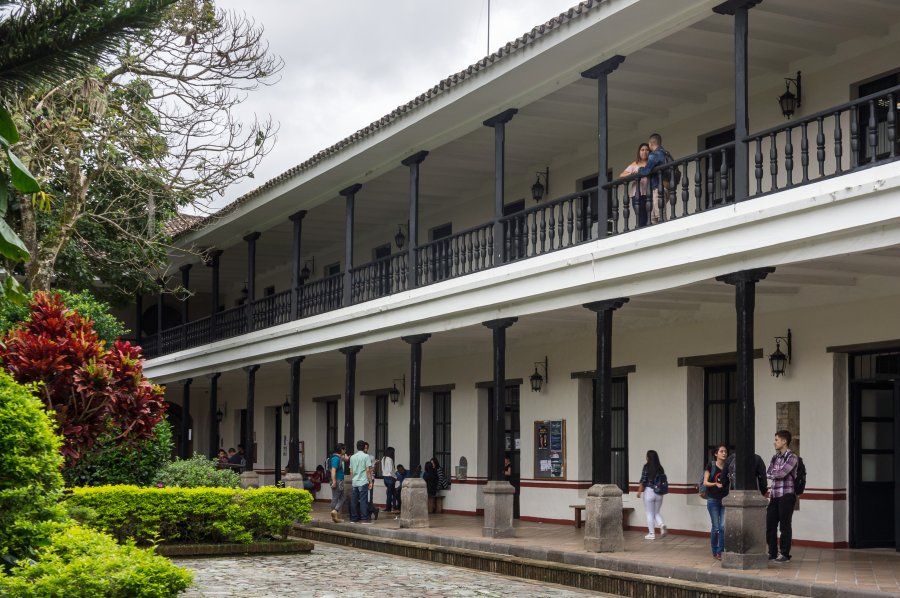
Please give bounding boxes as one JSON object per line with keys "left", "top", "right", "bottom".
{"left": 533, "top": 419, "right": 566, "bottom": 479}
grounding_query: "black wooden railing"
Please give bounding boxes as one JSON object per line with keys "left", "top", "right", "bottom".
{"left": 299, "top": 272, "right": 343, "bottom": 318}
{"left": 350, "top": 251, "right": 408, "bottom": 302}
{"left": 141, "top": 89, "right": 900, "bottom": 359}
{"left": 607, "top": 143, "right": 736, "bottom": 233}
{"left": 415, "top": 222, "right": 493, "bottom": 286}
{"left": 500, "top": 187, "right": 598, "bottom": 261}
{"left": 747, "top": 83, "right": 899, "bottom": 197}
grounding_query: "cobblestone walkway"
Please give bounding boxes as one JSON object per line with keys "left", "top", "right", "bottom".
{"left": 176, "top": 543, "right": 611, "bottom": 597}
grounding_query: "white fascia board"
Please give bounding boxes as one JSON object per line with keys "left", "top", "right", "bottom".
{"left": 146, "top": 162, "right": 900, "bottom": 383}
{"left": 177, "top": 0, "right": 718, "bottom": 250}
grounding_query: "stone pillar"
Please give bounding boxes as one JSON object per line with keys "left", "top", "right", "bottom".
{"left": 717, "top": 266, "right": 775, "bottom": 569}
{"left": 482, "top": 481, "right": 516, "bottom": 538}
{"left": 240, "top": 471, "right": 261, "bottom": 489}
{"left": 340, "top": 345, "right": 363, "bottom": 449}
{"left": 399, "top": 478, "right": 429, "bottom": 529}
{"left": 584, "top": 484, "right": 624, "bottom": 552}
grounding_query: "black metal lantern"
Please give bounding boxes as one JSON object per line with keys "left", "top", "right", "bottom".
{"left": 531, "top": 167, "right": 549, "bottom": 202}
{"left": 282, "top": 396, "right": 291, "bottom": 415}
{"left": 389, "top": 375, "right": 405, "bottom": 405}
{"left": 529, "top": 356, "right": 548, "bottom": 392}
{"left": 394, "top": 225, "right": 406, "bottom": 250}
{"left": 216, "top": 408, "right": 224, "bottom": 423}
{"left": 768, "top": 329, "right": 792, "bottom": 377}
{"left": 300, "top": 257, "right": 315, "bottom": 282}
{"left": 778, "top": 71, "right": 802, "bottom": 119}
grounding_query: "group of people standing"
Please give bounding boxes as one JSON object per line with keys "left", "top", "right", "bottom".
{"left": 639, "top": 429, "right": 801, "bottom": 564}
{"left": 326, "top": 441, "right": 446, "bottom": 523}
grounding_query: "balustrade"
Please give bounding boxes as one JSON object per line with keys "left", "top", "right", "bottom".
{"left": 142, "top": 88, "right": 900, "bottom": 359}
{"left": 350, "top": 251, "right": 408, "bottom": 302}
{"left": 415, "top": 222, "right": 494, "bottom": 287}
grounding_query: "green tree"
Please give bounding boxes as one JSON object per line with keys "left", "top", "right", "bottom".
{"left": 4, "top": 1, "right": 281, "bottom": 301}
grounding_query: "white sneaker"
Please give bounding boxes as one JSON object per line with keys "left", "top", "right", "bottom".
{"left": 659, "top": 524, "right": 667, "bottom": 537}
{"left": 644, "top": 533, "right": 656, "bottom": 540}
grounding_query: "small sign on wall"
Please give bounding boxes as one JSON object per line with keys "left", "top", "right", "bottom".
{"left": 533, "top": 419, "right": 566, "bottom": 479}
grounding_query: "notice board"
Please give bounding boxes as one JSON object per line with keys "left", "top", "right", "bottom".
{"left": 533, "top": 419, "right": 566, "bottom": 479}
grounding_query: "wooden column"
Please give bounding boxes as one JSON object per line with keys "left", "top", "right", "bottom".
{"left": 206, "top": 249, "right": 223, "bottom": 339}
{"left": 243, "top": 366, "right": 259, "bottom": 472}
{"left": 208, "top": 372, "right": 221, "bottom": 458}
{"left": 402, "top": 151, "right": 428, "bottom": 290}
{"left": 584, "top": 298, "right": 629, "bottom": 484}
{"left": 717, "top": 267, "right": 773, "bottom": 490}
{"left": 340, "top": 184, "right": 362, "bottom": 306}
{"left": 244, "top": 232, "right": 260, "bottom": 331}
{"left": 582, "top": 56, "right": 625, "bottom": 234}
{"left": 483, "top": 109, "right": 518, "bottom": 265}
{"left": 181, "top": 378, "right": 192, "bottom": 460}
{"left": 402, "top": 333, "right": 431, "bottom": 472}
{"left": 482, "top": 318, "right": 517, "bottom": 481}
{"left": 286, "top": 356, "right": 304, "bottom": 473}
{"left": 179, "top": 264, "right": 191, "bottom": 349}
{"left": 340, "top": 345, "right": 363, "bottom": 449}
{"left": 289, "top": 211, "right": 306, "bottom": 320}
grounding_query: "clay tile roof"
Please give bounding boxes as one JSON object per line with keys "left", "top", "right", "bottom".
{"left": 163, "top": 212, "right": 204, "bottom": 237}
{"left": 178, "top": 0, "right": 604, "bottom": 238}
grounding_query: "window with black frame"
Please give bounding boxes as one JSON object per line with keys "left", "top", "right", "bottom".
{"left": 704, "top": 366, "right": 737, "bottom": 458}
{"left": 857, "top": 72, "right": 900, "bottom": 165}
{"left": 611, "top": 377, "right": 629, "bottom": 493}
{"left": 433, "top": 391, "right": 451, "bottom": 471}
{"left": 375, "top": 395, "right": 388, "bottom": 463}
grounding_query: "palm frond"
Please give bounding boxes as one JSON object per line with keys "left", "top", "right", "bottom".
{"left": 0, "top": 0, "right": 177, "bottom": 98}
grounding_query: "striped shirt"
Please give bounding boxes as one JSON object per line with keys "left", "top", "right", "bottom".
{"left": 766, "top": 450, "right": 798, "bottom": 498}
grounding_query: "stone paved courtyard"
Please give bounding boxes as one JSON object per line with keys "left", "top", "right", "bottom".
{"left": 176, "top": 543, "right": 613, "bottom": 597}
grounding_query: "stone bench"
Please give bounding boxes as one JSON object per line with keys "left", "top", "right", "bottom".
{"left": 570, "top": 505, "right": 634, "bottom": 530}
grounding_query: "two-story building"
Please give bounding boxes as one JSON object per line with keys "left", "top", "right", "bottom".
{"left": 132, "top": 0, "right": 900, "bottom": 551}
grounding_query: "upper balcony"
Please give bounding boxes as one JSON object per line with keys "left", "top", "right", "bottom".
{"left": 139, "top": 0, "right": 900, "bottom": 363}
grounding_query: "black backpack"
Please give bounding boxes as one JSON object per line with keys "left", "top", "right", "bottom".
{"left": 794, "top": 456, "right": 807, "bottom": 496}
{"left": 661, "top": 150, "right": 682, "bottom": 190}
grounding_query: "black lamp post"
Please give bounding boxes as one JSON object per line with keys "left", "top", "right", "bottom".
{"left": 778, "top": 71, "right": 802, "bottom": 119}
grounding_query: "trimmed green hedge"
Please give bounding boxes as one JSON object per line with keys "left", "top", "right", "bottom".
{"left": 152, "top": 453, "right": 240, "bottom": 488}
{"left": 68, "top": 485, "right": 312, "bottom": 545}
{"left": 0, "top": 524, "right": 192, "bottom": 598}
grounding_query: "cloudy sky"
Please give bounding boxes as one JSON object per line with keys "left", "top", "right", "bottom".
{"left": 212, "top": 0, "right": 581, "bottom": 209}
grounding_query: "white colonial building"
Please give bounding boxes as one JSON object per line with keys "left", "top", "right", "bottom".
{"left": 132, "top": 0, "right": 900, "bottom": 551}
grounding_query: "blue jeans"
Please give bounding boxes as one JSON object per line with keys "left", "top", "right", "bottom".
{"left": 383, "top": 477, "right": 397, "bottom": 511}
{"left": 350, "top": 484, "right": 369, "bottom": 522}
{"left": 707, "top": 498, "right": 725, "bottom": 556}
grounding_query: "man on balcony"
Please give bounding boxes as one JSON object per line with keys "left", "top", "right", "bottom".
{"left": 638, "top": 133, "right": 667, "bottom": 225}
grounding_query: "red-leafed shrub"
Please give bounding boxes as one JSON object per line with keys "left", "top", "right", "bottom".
{"left": 0, "top": 292, "right": 165, "bottom": 464}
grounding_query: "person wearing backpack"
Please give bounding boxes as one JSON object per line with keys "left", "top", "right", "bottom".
{"left": 766, "top": 430, "right": 800, "bottom": 563}
{"left": 635, "top": 450, "right": 668, "bottom": 540}
{"left": 328, "top": 443, "right": 347, "bottom": 523}
{"left": 703, "top": 445, "right": 730, "bottom": 560}
{"left": 637, "top": 133, "right": 672, "bottom": 225}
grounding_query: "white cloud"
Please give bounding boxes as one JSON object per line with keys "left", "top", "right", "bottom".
{"left": 211, "top": 0, "right": 581, "bottom": 209}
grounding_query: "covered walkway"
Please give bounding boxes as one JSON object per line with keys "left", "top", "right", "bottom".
{"left": 297, "top": 502, "right": 900, "bottom": 597}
